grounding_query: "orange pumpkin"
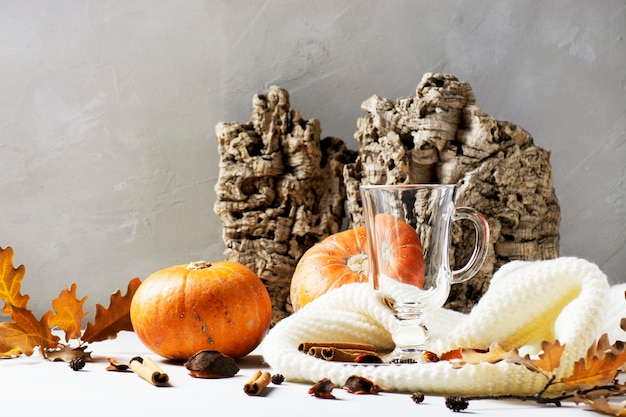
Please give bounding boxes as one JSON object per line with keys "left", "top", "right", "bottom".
{"left": 373, "top": 213, "right": 425, "bottom": 287}
{"left": 290, "top": 221, "right": 424, "bottom": 312}
{"left": 290, "top": 228, "right": 368, "bottom": 312}
{"left": 130, "top": 261, "right": 272, "bottom": 361}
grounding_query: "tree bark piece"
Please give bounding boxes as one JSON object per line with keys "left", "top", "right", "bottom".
{"left": 214, "top": 86, "right": 357, "bottom": 324}
{"left": 344, "top": 72, "right": 560, "bottom": 313}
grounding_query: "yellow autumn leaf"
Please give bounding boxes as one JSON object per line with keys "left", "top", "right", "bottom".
{"left": 49, "top": 283, "right": 89, "bottom": 342}
{"left": 0, "top": 306, "right": 59, "bottom": 356}
{"left": 530, "top": 340, "right": 566, "bottom": 373}
{"left": 461, "top": 342, "right": 523, "bottom": 365}
{"left": 0, "top": 323, "right": 27, "bottom": 357}
{"left": 0, "top": 246, "right": 29, "bottom": 314}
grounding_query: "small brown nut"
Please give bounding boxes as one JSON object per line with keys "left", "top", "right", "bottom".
{"left": 184, "top": 350, "right": 239, "bottom": 378}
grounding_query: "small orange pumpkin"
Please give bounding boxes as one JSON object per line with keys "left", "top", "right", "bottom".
{"left": 290, "top": 228, "right": 368, "bottom": 312}
{"left": 373, "top": 213, "right": 425, "bottom": 287}
{"left": 290, "top": 220, "right": 424, "bottom": 312}
{"left": 130, "top": 261, "right": 272, "bottom": 361}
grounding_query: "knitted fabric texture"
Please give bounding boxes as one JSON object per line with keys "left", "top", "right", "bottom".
{"left": 262, "top": 257, "right": 624, "bottom": 395}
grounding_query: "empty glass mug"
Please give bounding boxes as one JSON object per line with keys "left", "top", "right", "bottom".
{"left": 360, "top": 184, "right": 489, "bottom": 362}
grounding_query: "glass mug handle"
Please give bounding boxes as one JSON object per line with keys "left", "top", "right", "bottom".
{"left": 450, "top": 207, "right": 490, "bottom": 283}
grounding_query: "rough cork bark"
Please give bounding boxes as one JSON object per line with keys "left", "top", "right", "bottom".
{"left": 344, "top": 73, "right": 561, "bottom": 313}
{"left": 214, "top": 86, "right": 357, "bottom": 324}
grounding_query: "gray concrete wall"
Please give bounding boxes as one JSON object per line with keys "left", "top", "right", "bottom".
{"left": 1, "top": 0, "right": 624, "bottom": 318}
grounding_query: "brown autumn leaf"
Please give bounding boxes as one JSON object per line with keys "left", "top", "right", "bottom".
{"left": 458, "top": 341, "right": 566, "bottom": 377}
{"left": 105, "top": 356, "right": 131, "bottom": 372}
{"left": 529, "top": 340, "right": 566, "bottom": 373}
{"left": 0, "top": 323, "right": 30, "bottom": 357}
{"left": 460, "top": 343, "right": 525, "bottom": 366}
{"left": 43, "top": 345, "right": 92, "bottom": 362}
{"left": 81, "top": 277, "right": 141, "bottom": 343}
{"left": 574, "top": 395, "right": 626, "bottom": 416}
{"left": 0, "top": 306, "right": 59, "bottom": 357}
{"left": 440, "top": 349, "right": 463, "bottom": 361}
{"left": 49, "top": 283, "right": 89, "bottom": 342}
{"left": 561, "top": 333, "right": 626, "bottom": 387}
{"left": 0, "top": 246, "right": 29, "bottom": 315}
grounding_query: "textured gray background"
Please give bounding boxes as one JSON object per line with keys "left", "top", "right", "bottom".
{"left": 1, "top": 0, "right": 624, "bottom": 319}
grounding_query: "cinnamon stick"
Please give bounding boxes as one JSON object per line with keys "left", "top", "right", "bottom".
{"left": 243, "top": 370, "right": 271, "bottom": 396}
{"left": 128, "top": 357, "right": 169, "bottom": 386}
{"left": 298, "top": 341, "right": 377, "bottom": 353}
{"left": 307, "top": 347, "right": 381, "bottom": 362}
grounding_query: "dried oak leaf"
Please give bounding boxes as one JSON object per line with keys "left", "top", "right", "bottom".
{"left": 561, "top": 333, "right": 626, "bottom": 387}
{"left": 528, "top": 340, "right": 566, "bottom": 373}
{"left": 459, "top": 341, "right": 565, "bottom": 376}
{"left": 574, "top": 395, "right": 626, "bottom": 416}
{"left": 49, "top": 283, "right": 89, "bottom": 342}
{"left": 43, "top": 345, "right": 91, "bottom": 362}
{"left": 0, "top": 328, "right": 23, "bottom": 357}
{"left": 0, "top": 246, "right": 29, "bottom": 315}
{"left": 81, "top": 277, "right": 141, "bottom": 343}
{"left": 440, "top": 349, "right": 463, "bottom": 361}
{"left": 460, "top": 343, "right": 524, "bottom": 366}
{"left": 105, "top": 357, "right": 131, "bottom": 372}
{"left": 0, "top": 306, "right": 59, "bottom": 357}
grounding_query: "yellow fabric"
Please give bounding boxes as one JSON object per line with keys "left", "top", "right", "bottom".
{"left": 498, "top": 284, "right": 580, "bottom": 351}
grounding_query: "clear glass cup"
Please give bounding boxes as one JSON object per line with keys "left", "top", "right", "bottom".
{"left": 360, "top": 184, "right": 489, "bottom": 363}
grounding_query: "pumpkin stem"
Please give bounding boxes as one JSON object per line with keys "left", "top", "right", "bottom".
{"left": 187, "top": 261, "right": 212, "bottom": 270}
{"left": 346, "top": 253, "right": 368, "bottom": 275}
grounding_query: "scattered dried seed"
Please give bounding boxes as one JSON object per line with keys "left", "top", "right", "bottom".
{"left": 69, "top": 356, "right": 86, "bottom": 371}
{"left": 445, "top": 396, "right": 470, "bottom": 412}
{"left": 411, "top": 392, "right": 425, "bottom": 404}
{"left": 271, "top": 373, "right": 285, "bottom": 385}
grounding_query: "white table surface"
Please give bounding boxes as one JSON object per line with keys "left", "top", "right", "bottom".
{"left": 0, "top": 331, "right": 615, "bottom": 416}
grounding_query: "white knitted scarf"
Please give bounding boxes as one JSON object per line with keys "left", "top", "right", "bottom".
{"left": 262, "top": 257, "right": 625, "bottom": 395}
